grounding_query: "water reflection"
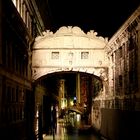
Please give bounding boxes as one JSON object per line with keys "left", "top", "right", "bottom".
{"left": 67, "top": 134, "right": 101, "bottom": 140}
{"left": 43, "top": 120, "right": 101, "bottom": 140}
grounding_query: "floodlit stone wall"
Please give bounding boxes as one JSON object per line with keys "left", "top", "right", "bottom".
{"left": 98, "top": 5, "right": 140, "bottom": 140}
{"left": 106, "top": 5, "right": 140, "bottom": 111}
{"left": 32, "top": 26, "right": 109, "bottom": 80}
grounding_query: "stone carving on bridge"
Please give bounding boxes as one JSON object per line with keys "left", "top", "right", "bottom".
{"left": 35, "top": 26, "right": 108, "bottom": 43}
{"left": 32, "top": 26, "right": 109, "bottom": 81}
{"left": 55, "top": 26, "right": 85, "bottom": 36}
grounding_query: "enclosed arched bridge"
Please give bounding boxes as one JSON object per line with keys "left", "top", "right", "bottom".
{"left": 32, "top": 26, "right": 109, "bottom": 81}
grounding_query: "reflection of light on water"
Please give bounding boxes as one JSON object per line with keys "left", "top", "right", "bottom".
{"left": 43, "top": 118, "right": 100, "bottom": 140}
{"left": 35, "top": 106, "right": 39, "bottom": 140}
{"left": 55, "top": 120, "right": 68, "bottom": 140}
{"left": 35, "top": 119, "right": 39, "bottom": 132}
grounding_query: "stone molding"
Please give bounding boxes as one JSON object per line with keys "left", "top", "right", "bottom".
{"left": 34, "top": 26, "right": 108, "bottom": 46}
{"left": 106, "top": 5, "right": 140, "bottom": 54}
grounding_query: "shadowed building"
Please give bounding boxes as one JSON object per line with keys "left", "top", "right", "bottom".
{"left": 0, "top": 0, "right": 49, "bottom": 139}
{"left": 0, "top": 0, "right": 140, "bottom": 140}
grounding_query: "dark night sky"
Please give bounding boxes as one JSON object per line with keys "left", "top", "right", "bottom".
{"left": 40, "top": 0, "right": 140, "bottom": 38}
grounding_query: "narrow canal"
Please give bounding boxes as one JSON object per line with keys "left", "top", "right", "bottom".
{"left": 43, "top": 120, "right": 102, "bottom": 140}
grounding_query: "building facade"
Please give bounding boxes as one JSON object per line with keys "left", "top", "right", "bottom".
{"left": 92, "top": 5, "right": 140, "bottom": 140}
{"left": 32, "top": 26, "right": 108, "bottom": 136}
{"left": 0, "top": 0, "right": 45, "bottom": 139}
{"left": 32, "top": 5, "right": 140, "bottom": 140}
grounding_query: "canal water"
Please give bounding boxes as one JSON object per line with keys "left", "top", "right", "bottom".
{"left": 43, "top": 131, "right": 101, "bottom": 140}
{"left": 43, "top": 120, "right": 102, "bottom": 140}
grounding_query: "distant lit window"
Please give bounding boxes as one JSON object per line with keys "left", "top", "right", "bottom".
{"left": 51, "top": 52, "right": 59, "bottom": 59}
{"left": 81, "top": 52, "right": 89, "bottom": 59}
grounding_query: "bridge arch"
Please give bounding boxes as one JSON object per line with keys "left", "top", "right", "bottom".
{"left": 32, "top": 26, "right": 109, "bottom": 81}
{"left": 32, "top": 26, "right": 109, "bottom": 131}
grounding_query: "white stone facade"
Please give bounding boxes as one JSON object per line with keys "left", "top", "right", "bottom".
{"left": 105, "top": 6, "right": 140, "bottom": 110}
{"left": 32, "top": 26, "right": 109, "bottom": 81}
{"left": 91, "top": 6, "right": 140, "bottom": 132}
{"left": 32, "top": 6, "right": 140, "bottom": 138}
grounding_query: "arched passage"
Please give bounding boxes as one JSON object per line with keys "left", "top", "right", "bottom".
{"left": 32, "top": 26, "right": 109, "bottom": 135}
{"left": 32, "top": 26, "right": 108, "bottom": 81}
{"left": 33, "top": 70, "right": 107, "bottom": 135}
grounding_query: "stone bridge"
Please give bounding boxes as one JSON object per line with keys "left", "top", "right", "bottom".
{"left": 32, "top": 26, "right": 109, "bottom": 81}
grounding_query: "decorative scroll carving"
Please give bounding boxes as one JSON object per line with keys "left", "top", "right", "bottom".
{"left": 34, "top": 26, "right": 108, "bottom": 43}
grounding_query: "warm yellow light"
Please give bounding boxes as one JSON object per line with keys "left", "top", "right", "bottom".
{"left": 61, "top": 98, "right": 67, "bottom": 109}
{"left": 61, "top": 102, "right": 65, "bottom": 109}
{"left": 70, "top": 100, "right": 74, "bottom": 106}
{"left": 77, "top": 114, "right": 81, "bottom": 121}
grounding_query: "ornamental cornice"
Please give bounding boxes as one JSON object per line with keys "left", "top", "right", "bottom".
{"left": 136, "top": 23, "right": 140, "bottom": 31}
{"left": 34, "top": 26, "right": 108, "bottom": 44}
{"left": 108, "top": 5, "right": 140, "bottom": 46}
{"left": 106, "top": 8, "right": 140, "bottom": 55}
